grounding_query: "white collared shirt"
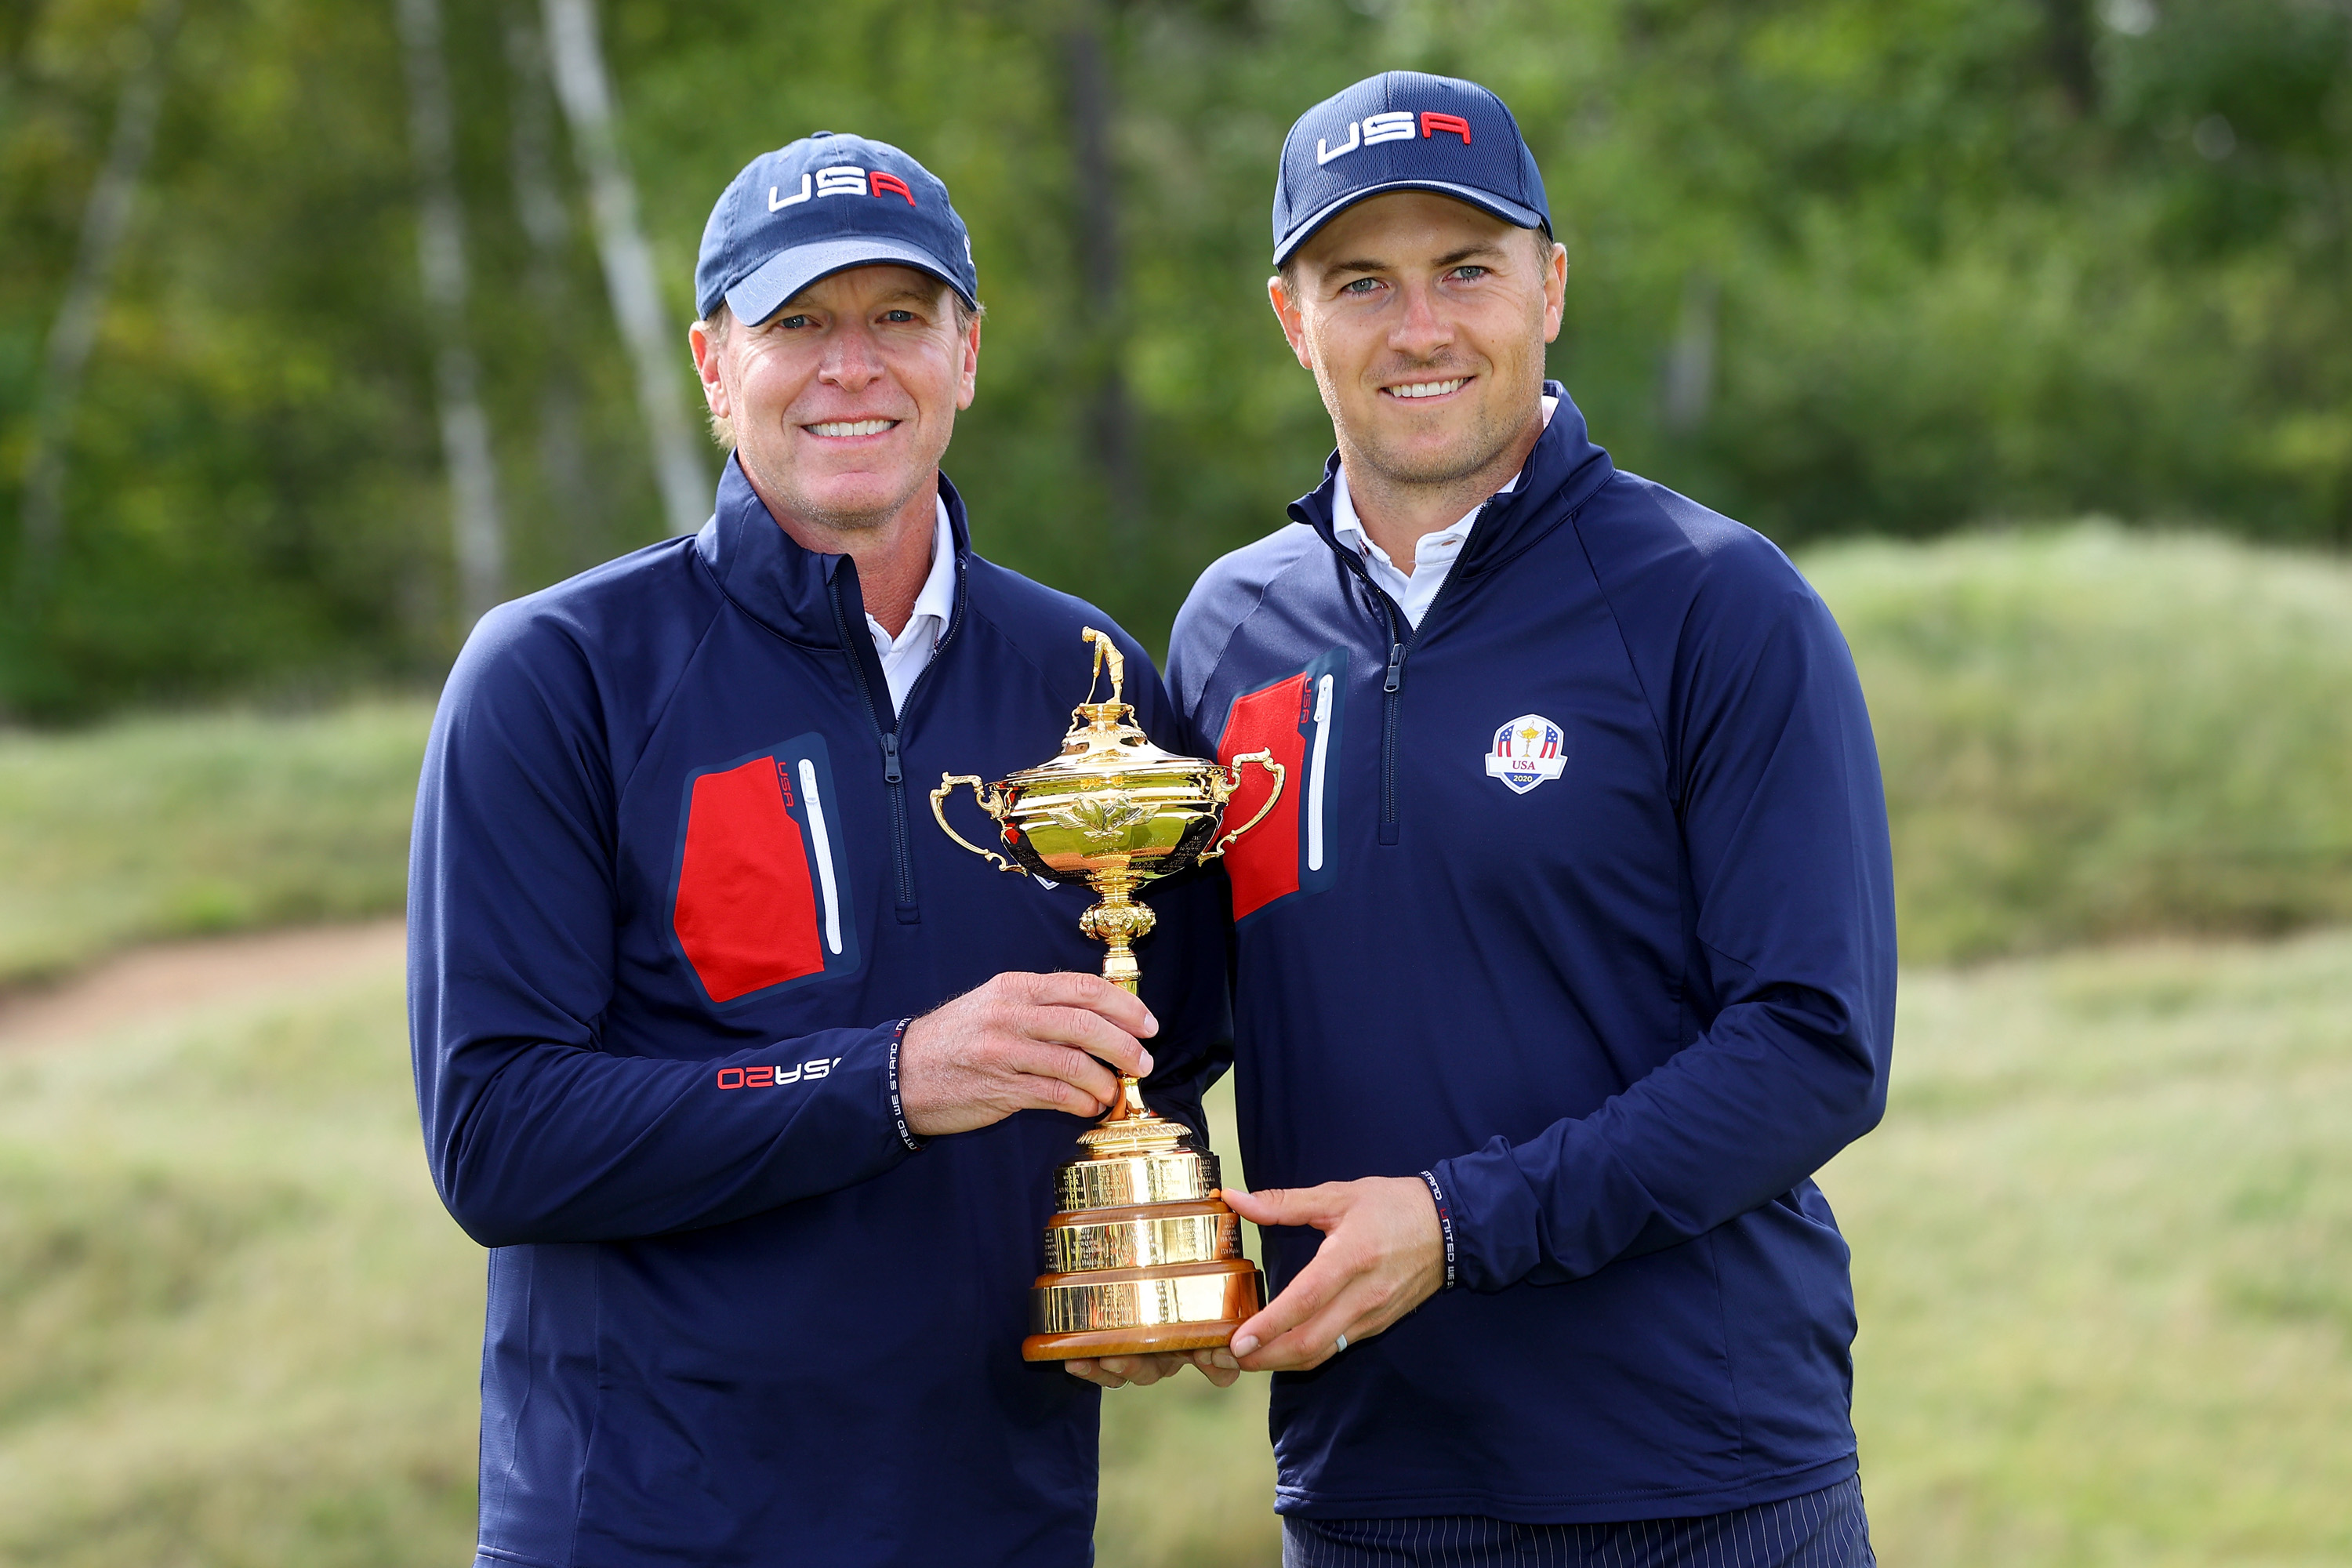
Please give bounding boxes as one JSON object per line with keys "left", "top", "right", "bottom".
{"left": 866, "top": 497, "right": 956, "bottom": 712}
{"left": 1330, "top": 396, "right": 1557, "bottom": 630}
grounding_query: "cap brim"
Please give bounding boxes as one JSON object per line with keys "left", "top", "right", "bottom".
{"left": 1272, "top": 181, "right": 1546, "bottom": 266}
{"left": 724, "top": 237, "right": 977, "bottom": 325}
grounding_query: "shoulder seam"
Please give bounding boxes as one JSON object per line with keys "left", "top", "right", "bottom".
{"left": 617, "top": 550, "right": 731, "bottom": 800}
{"left": 1565, "top": 474, "right": 1681, "bottom": 796}
{"left": 961, "top": 558, "right": 1138, "bottom": 699}
{"left": 1181, "top": 532, "right": 1318, "bottom": 715}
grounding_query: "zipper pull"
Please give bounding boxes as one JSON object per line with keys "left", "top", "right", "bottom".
{"left": 880, "top": 731, "right": 903, "bottom": 786}
{"left": 1383, "top": 641, "right": 1405, "bottom": 694}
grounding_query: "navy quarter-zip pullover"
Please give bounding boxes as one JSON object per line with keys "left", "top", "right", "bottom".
{"left": 1165, "top": 385, "right": 1896, "bottom": 1524}
{"left": 408, "top": 457, "right": 1228, "bottom": 1567}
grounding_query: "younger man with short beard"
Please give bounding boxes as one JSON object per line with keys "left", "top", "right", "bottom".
{"left": 1167, "top": 73, "right": 1895, "bottom": 1566}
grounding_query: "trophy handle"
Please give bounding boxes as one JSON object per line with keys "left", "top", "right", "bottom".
{"left": 931, "top": 774, "right": 1018, "bottom": 873}
{"left": 1200, "top": 750, "right": 1287, "bottom": 862}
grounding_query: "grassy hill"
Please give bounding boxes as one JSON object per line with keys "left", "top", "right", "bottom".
{"left": 2, "top": 525, "right": 2347, "bottom": 990}
{"left": 2, "top": 525, "right": 2350, "bottom": 1563}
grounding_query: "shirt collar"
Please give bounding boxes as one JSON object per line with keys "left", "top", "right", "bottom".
{"left": 866, "top": 494, "right": 957, "bottom": 648}
{"left": 1329, "top": 394, "right": 1558, "bottom": 565}
{"left": 907, "top": 495, "right": 957, "bottom": 628}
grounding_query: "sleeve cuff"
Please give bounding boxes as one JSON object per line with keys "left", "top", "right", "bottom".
{"left": 1418, "top": 1169, "right": 1458, "bottom": 1290}
{"left": 886, "top": 1018, "right": 925, "bottom": 1152}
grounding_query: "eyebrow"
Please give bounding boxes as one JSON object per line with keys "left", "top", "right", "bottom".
{"left": 775, "top": 283, "right": 946, "bottom": 314}
{"left": 1326, "top": 241, "right": 1512, "bottom": 278}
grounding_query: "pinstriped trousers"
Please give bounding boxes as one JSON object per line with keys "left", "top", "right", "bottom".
{"left": 1279, "top": 1474, "right": 1874, "bottom": 1568}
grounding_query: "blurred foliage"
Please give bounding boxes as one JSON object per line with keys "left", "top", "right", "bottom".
{"left": 0, "top": 697, "right": 427, "bottom": 986}
{"left": 1810, "top": 524, "right": 2352, "bottom": 960}
{"left": 1, "top": 0, "right": 2347, "bottom": 717}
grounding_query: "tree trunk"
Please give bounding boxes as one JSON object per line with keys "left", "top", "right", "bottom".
{"left": 395, "top": 0, "right": 509, "bottom": 630}
{"left": 541, "top": 0, "right": 707, "bottom": 536}
{"left": 501, "top": 0, "right": 601, "bottom": 568}
{"left": 14, "top": 0, "right": 180, "bottom": 602}
{"left": 1065, "top": 11, "right": 1142, "bottom": 554}
{"left": 2042, "top": 0, "right": 2097, "bottom": 117}
{"left": 1660, "top": 270, "right": 1719, "bottom": 437}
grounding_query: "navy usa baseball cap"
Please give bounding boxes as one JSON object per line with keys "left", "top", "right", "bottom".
{"left": 695, "top": 132, "right": 978, "bottom": 325}
{"left": 1272, "top": 72, "right": 1550, "bottom": 265}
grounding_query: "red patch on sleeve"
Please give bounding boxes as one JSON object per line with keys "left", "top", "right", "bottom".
{"left": 673, "top": 758, "right": 825, "bottom": 1003}
{"left": 1217, "top": 674, "right": 1308, "bottom": 920}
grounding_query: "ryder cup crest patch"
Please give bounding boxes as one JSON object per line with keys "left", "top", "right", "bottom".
{"left": 1484, "top": 713, "right": 1567, "bottom": 794}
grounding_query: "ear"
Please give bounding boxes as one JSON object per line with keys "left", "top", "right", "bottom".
{"left": 1540, "top": 241, "right": 1568, "bottom": 345}
{"left": 956, "top": 311, "right": 982, "bottom": 411}
{"left": 689, "top": 319, "right": 731, "bottom": 420}
{"left": 1268, "top": 274, "right": 1313, "bottom": 371}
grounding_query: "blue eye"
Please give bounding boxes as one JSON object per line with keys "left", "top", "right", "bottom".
{"left": 1450, "top": 266, "right": 1489, "bottom": 281}
{"left": 775, "top": 314, "right": 812, "bottom": 330}
{"left": 1341, "top": 278, "right": 1381, "bottom": 295}
{"left": 881, "top": 310, "right": 917, "bottom": 323}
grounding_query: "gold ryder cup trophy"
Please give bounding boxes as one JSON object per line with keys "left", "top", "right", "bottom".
{"left": 931, "top": 630, "right": 1285, "bottom": 1360}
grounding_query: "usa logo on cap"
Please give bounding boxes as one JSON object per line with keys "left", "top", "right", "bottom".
{"left": 1272, "top": 71, "right": 1551, "bottom": 265}
{"left": 695, "top": 131, "right": 979, "bottom": 329}
{"left": 1484, "top": 713, "right": 1567, "bottom": 795}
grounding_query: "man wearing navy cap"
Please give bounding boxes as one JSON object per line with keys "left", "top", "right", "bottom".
{"left": 1166, "top": 74, "right": 1894, "bottom": 1565}
{"left": 408, "top": 131, "right": 1229, "bottom": 1566}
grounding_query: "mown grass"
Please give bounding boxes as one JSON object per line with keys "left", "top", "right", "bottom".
{"left": 5, "top": 932, "right": 2349, "bottom": 1565}
{"left": 1826, "top": 928, "right": 2352, "bottom": 1566}
{"left": 0, "top": 699, "right": 431, "bottom": 989}
{"left": 0, "top": 965, "right": 482, "bottom": 1566}
{"left": 1807, "top": 524, "right": 2352, "bottom": 961}
{"left": 1094, "top": 928, "right": 2352, "bottom": 1566}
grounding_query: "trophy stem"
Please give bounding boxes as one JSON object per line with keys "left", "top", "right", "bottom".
{"left": 1077, "top": 866, "right": 1162, "bottom": 1133}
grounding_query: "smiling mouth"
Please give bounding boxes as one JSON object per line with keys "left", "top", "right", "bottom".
{"left": 1383, "top": 377, "right": 1468, "bottom": 401}
{"left": 805, "top": 419, "right": 899, "bottom": 437}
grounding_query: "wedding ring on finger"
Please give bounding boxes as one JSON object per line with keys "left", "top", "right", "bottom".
{"left": 1334, "top": 1332, "right": 1348, "bottom": 1353}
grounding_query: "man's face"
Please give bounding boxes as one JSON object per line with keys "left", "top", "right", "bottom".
{"left": 691, "top": 264, "right": 979, "bottom": 532}
{"left": 1271, "top": 192, "right": 1566, "bottom": 490}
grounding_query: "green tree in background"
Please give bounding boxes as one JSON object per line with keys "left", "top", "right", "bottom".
{"left": 2, "top": 0, "right": 2347, "bottom": 720}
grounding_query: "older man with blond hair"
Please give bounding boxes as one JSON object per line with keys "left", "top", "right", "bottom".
{"left": 410, "top": 131, "right": 1228, "bottom": 1567}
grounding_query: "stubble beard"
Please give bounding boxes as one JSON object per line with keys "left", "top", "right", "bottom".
{"left": 1318, "top": 358, "right": 1523, "bottom": 496}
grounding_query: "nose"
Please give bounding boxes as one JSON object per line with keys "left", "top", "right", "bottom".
{"left": 818, "top": 320, "right": 886, "bottom": 392}
{"left": 1387, "top": 278, "right": 1454, "bottom": 361}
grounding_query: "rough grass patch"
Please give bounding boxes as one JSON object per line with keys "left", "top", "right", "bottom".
{"left": 1803, "top": 525, "right": 2352, "bottom": 961}
{"left": 0, "top": 698, "right": 430, "bottom": 987}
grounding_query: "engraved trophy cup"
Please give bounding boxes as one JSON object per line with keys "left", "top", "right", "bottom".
{"left": 931, "top": 629, "right": 1285, "bottom": 1360}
